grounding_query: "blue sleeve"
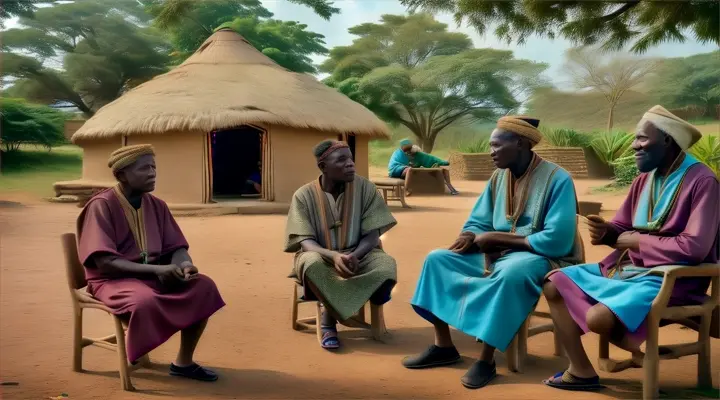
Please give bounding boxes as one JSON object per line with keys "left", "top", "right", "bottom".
{"left": 388, "top": 149, "right": 409, "bottom": 177}
{"left": 461, "top": 181, "right": 494, "bottom": 235}
{"left": 526, "top": 172, "right": 578, "bottom": 258}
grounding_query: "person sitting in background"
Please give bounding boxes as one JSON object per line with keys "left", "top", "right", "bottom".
{"left": 388, "top": 138, "right": 459, "bottom": 195}
{"left": 542, "top": 105, "right": 719, "bottom": 391}
{"left": 285, "top": 139, "right": 398, "bottom": 351}
{"left": 76, "top": 144, "right": 226, "bottom": 382}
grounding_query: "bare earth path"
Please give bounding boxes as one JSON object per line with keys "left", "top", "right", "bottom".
{"left": 1, "top": 180, "right": 717, "bottom": 399}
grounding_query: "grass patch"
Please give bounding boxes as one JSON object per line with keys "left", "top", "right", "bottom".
{"left": 0, "top": 145, "right": 82, "bottom": 196}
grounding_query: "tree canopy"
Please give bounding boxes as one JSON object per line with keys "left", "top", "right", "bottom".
{"left": 322, "top": 13, "right": 547, "bottom": 152}
{"left": 142, "top": 0, "right": 330, "bottom": 72}
{"left": 650, "top": 51, "right": 720, "bottom": 117}
{"left": 2, "top": 0, "right": 170, "bottom": 116}
{"left": 401, "top": 0, "right": 719, "bottom": 54}
{"left": 0, "top": 98, "right": 67, "bottom": 152}
{"left": 564, "top": 47, "right": 658, "bottom": 130}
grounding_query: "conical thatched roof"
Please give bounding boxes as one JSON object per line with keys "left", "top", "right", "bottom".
{"left": 71, "top": 29, "right": 389, "bottom": 142}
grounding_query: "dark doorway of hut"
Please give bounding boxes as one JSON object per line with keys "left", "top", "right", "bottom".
{"left": 210, "top": 126, "right": 264, "bottom": 202}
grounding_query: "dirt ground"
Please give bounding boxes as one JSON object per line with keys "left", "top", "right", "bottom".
{"left": 1, "top": 179, "right": 717, "bottom": 400}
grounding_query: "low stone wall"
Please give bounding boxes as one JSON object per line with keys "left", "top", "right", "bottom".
{"left": 534, "top": 147, "right": 589, "bottom": 178}
{"left": 449, "top": 152, "right": 495, "bottom": 181}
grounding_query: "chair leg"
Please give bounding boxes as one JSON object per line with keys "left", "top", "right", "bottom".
{"left": 291, "top": 284, "right": 301, "bottom": 331}
{"left": 315, "top": 302, "right": 323, "bottom": 343}
{"left": 113, "top": 316, "right": 134, "bottom": 391}
{"left": 553, "top": 326, "right": 564, "bottom": 357}
{"left": 697, "top": 310, "right": 713, "bottom": 388}
{"left": 516, "top": 319, "right": 528, "bottom": 373}
{"left": 72, "top": 307, "right": 83, "bottom": 372}
{"left": 506, "top": 335, "right": 519, "bottom": 373}
{"left": 370, "top": 303, "right": 387, "bottom": 341}
{"left": 642, "top": 319, "right": 661, "bottom": 400}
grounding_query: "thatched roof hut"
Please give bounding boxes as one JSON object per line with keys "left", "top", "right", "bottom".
{"left": 68, "top": 29, "right": 389, "bottom": 205}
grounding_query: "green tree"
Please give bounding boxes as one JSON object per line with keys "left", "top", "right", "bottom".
{"left": 401, "top": 0, "right": 719, "bottom": 53}
{"left": 0, "top": 98, "right": 67, "bottom": 152}
{"left": 322, "top": 13, "right": 548, "bottom": 152}
{"left": 651, "top": 51, "right": 720, "bottom": 117}
{"left": 142, "top": 0, "right": 331, "bottom": 72}
{"left": 0, "top": 0, "right": 56, "bottom": 28}
{"left": 1, "top": 0, "right": 170, "bottom": 117}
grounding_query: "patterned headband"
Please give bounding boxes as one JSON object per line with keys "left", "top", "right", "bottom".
{"left": 317, "top": 141, "right": 349, "bottom": 162}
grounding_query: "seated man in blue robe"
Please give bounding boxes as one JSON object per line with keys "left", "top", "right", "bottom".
{"left": 402, "top": 116, "right": 584, "bottom": 389}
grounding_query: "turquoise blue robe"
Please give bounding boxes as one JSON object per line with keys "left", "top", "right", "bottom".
{"left": 411, "top": 160, "right": 580, "bottom": 351}
{"left": 387, "top": 149, "right": 450, "bottom": 178}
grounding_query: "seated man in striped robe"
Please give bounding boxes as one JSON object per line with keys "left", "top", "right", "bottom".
{"left": 77, "top": 144, "right": 226, "bottom": 382}
{"left": 285, "top": 140, "right": 398, "bottom": 350}
{"left": 542, "top": 105, "right": 719, "bottom": 391}
{"left": 403, "top": 116, "right": 584, "bottom": 389}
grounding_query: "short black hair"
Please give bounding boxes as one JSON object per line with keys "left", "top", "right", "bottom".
{"left": 313, "top": 139, "right": 337, "bottom": 159}
{"left": 518, "top": 117, "right": 540, "bottom": 128}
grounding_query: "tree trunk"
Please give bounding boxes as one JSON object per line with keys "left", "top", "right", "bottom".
{"left": 607, "top": 103, "right": 616, "bottom": 131}
{"left": 420, "top": 136, "right": 435, "bottom": 153}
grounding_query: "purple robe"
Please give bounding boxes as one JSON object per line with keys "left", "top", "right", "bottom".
{"left": 550, "top": 164, "right": 719, "bottom": 342}
{"left": 76, "top": 188, "right": 226, "bottom": 362}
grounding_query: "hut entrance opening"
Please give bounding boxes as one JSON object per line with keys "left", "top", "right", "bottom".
{"left": 210, "top": 126, "right": 264, "bottom": 200}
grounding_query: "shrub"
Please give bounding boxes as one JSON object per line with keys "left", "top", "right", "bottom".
{"left": 459, "top": 136, "right": 490, "bottom": 153}
{"left": 611, "top": 155, "right": 640, "bottom": 185}
{"left": 0, "top": 98, "right": 67, "bottom": 152}
{"left": 540, "top": 127, "right": 591, "bottom": 147}
{"left": 590, "top": 131, "right": 635, "bottom": 165}
{"left": 689, "top": 135, "right": 720, "bottom": 176}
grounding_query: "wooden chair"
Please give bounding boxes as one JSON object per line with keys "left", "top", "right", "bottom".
{"left": 372, "top": 178, "right": 411, "bottom": 209}
{"left": 597, "top": 264, "right": 719, "bottom": 400}
{"left": 505, "top": 308, "right": 563, "bottom": 373}
{"left": 291, "top": 283, "right": 388, "bottom": 342}
{"left": 61, "top": 232, "right": 149, "bottom": 391}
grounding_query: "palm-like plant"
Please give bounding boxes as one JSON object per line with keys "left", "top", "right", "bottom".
{"left": 540, "top": 127, "right": 591, "bottom": 148}
{"left": 689, "top": 135, "right": 720, "bottom": 176}
{"left": 590, "top": 131, "right": 635, "bottom": 165}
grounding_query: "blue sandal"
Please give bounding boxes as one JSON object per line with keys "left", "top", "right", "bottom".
{"left": 543, "top": 370, "right": 604, "bottom": 391}
{"left": 320, "top": 326, "right": 340, "bottom": 350}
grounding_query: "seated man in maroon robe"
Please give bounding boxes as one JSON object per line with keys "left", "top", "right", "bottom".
{"left": 76, "top": 144, "right": 226, "bottom": 382}
{"left": 541, "top": 105, "right": 719, "bottom": 390}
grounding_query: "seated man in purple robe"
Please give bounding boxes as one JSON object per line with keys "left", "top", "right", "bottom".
{"left": 76, "top": 144, "right": 226, "bottom": 382}
{"left": 541, "top": 105, "right": 719, "bottom": 390}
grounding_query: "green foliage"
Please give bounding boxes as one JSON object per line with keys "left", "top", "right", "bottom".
{"left": 401, "top": 0, "right": 719, "bottom": 54}
{"left": 650, "top": 51, "right": 720, "bottom": 117}
{"left": 286, "top": 0, "right": 339, "bottom": 20}
{"left": 0, "top": 0, "right": 55, "bottom": 28}
{"left": 610, "top": 155, "right": 640, "bottom": 186}
{"left": 589, "top": 131, "right": 635, "bottom": 165}
{"left": 323, "top": 13, "right": 548, "bottom": 153}
{"left": 0, "top": 146, "right": 82, "bottom": 195}
{"left": 142, "top": 0, "right": 329, "bottom": 72}
{"left": 539, "top": 127, "right": 591, "bottom": 148}
{"left": 459, "top": 136, "right": 490, "bottom": 153}
{"left": 689, "top": 135, "right": 720, "bottom": 176}
{"left": 1, "top": 1, "right": 170, "bottom": 116}
{"left": 0, "top": 98, "right": 67, "bottom": 152}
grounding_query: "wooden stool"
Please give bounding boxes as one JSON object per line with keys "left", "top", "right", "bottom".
{"left": 61, "top": 233, "right": 150, "bottom": 391}
{"left": 505, "top": 309, "right": 562, "bottom": 373}
{"left": 372, "top": 178, "right": 410, "bottom": 208}
{"left": 291, "top": 283, "right": 388, "bottom": 342}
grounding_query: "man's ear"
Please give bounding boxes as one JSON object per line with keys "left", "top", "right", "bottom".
{"left": 317, "top": 161, "right": 325, "bottom": 171}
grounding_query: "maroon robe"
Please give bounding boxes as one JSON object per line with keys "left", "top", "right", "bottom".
{"left": 550, "top": 164, "right": 719, "bottom": 342}
{"left": 77, "top": 188, "right": 226, "bottom": 363}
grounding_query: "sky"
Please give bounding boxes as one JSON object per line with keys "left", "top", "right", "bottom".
{"left": 4, "top": 0, "right": 717, "bottom": 89}
{"left": 260, "top": 0, "right": 718, "bottom": 88}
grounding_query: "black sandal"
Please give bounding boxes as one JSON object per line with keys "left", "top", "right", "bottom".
{"left": 402, "top": 345, "right": 461, "bottom": 369}
{"left": 460, "top": 360, "right": 496, "bottom": 389}
{"left": 169, "top": 363, "right": 218, "bottom": 382}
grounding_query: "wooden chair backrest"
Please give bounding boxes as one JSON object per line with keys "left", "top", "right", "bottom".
{"left": 61, "top": 232, "right": 87, "bottom": 290}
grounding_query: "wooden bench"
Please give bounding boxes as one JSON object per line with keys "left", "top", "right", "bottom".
{"left": 372, "top": 178, "right": 410, "bottom": 208}
{"left": 406, "top": 167, "right": 446, "bottom": 195}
